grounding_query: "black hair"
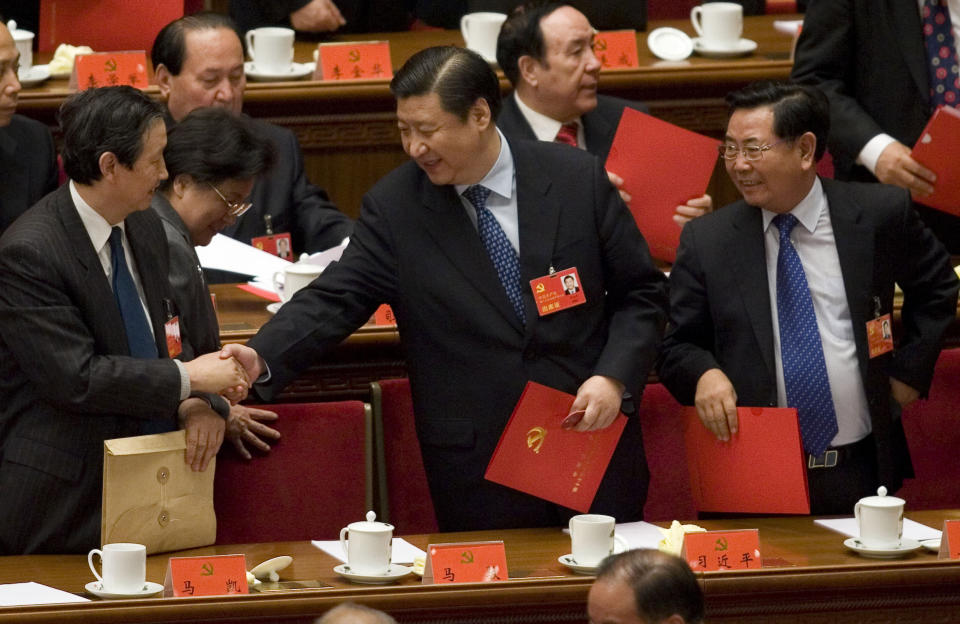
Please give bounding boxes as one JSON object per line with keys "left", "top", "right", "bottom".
{"left": 595, "top": 549, "right": 705, "bottom": 624}
{"left": 390, "top": 46, "right": 501, "bottom": 120}
{"left": 725, "top": 81, "right": 830, "bottom": 161}
{"left": 151, "top": 12, "right": 242, "bottom": 75}
{"left": 496, "top": 1, "right": 565, "bottom": 86}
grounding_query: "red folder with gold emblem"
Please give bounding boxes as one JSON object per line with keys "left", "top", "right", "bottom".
{"left": 484, "top": 382, "right": 627, "bottom": 512}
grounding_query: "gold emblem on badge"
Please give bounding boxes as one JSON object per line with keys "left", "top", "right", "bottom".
{"left": 535, "top": 283, "right": 545, "bottom": 293}
{"left": 526, "top": 427, "right": 546, "bottom": 454}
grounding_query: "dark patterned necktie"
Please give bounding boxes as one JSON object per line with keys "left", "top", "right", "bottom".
{"left": 109, "top": 227, "right": 158, "bottom": 358}
{"left": 462, "top": 185, "right": 526, "bottom": 324}
{"left": 922, "top": 0, "right": 960, "bottom": 107}
{"left": 554, "top": 122, "right": 579, "bottom": 147}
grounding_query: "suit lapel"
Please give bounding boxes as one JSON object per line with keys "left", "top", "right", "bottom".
{"left": 730, "top": 204, "right": 777, "bottom": 379}
{"left": 126, "top": 210, "right": 170, "bottom": 356}
{"left": 582, "top": 106, "right": 616, "bottom": 158}
{"left": 887, "top": 0, "right": 930, "bottom": 104}
{"left": 497, "top": 96, "right": 539, "bottom": 142}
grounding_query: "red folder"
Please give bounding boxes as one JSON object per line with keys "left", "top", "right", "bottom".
{"left": 484, "top": 382, "right": 626, "bottom": 513}
{"left": 911, "top": 105, "right": 960, "bottom": 216}
{"left": 683, "top": 406, "right": 810, "bottom": 514}
{"left": 605, "top": 108, "right": 718, "bottom": 263}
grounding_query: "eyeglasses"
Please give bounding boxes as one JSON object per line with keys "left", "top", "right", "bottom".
{"left": 718, "top": 139, "right": 788, "bottom": 162}
{"left": 209, "top": 183, "right": 252, "bottom": 217}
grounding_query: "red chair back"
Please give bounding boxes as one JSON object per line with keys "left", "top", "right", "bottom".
{"left": 214, "top": 402, "right": 371, "bottom": 544}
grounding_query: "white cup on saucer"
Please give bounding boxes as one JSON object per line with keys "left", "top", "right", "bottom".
{"left": 245, "top": 27, "right": 295, "bottom": 75}
{"left": 690, "top": 2, "right": 743, "bottom": 51}
{"left": 461, "top": 12, "right": 507, "bottom": 63}
{"left": 88, "top": 543, "right": 146, "bottom": 594}
{"left": 272, "top": 262, "right": 324, "bottom": 302}
{"left": 340, "top": 511, "right": 393, "bottom": 575}
{"left": 6, "top": 20, "right": 34, "bottom": 77}
{"left": 854, "top": 486, "right": 905, "bottom": 549}
{"left": 569, "top": 514, "right": 628, "bottom": 567}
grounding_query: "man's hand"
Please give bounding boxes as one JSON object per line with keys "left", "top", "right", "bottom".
{"left": 290, "top": 0, "right": 346, "bottom": 32}
{"left": 673, "top": 193, "right": 712, "bottom": 228}
{"left": 178, "top": 398, "right": 226, "bottom": 472}
{"left": 875, "top": 141, "right": 936, "bottom": 197}
{"left": 606, "top": 171, "right": 632, "bottom": 204}
{"left": 567, "top": 375, "right": 626, "bottom": 432}
{"left": 694, "top": 368, "right": 738, "bottom": 441}
{"left": 226, "top": 405, "right": 281, "bottom": 460}
{"left": 183, "top": 352, "right": 249, "bottom": 402}
{"left": 220, "top": 343, "right": 265, "bottom": 384}
{"left": 890, "top": 377, "right": 920, "bottom": 408}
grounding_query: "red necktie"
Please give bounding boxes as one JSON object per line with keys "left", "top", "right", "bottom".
{"left": 554, "top": 122, "right": 579, "bottom": 147}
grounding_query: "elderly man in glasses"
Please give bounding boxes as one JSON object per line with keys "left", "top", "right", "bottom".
{"left": 152, "top": 107, "right": 282, "bottom": 459}
{"left": 657, "top": 81, "right": 958, "bottom": 515}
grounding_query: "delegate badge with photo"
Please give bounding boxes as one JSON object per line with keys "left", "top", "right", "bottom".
{"left": 251, "top": 233, "right": 293, "bottom": 260}
{"left": 164, "top": 316, "right": 182, "bottom": 358}
{"left": 529, "top": 268, "right": 586, "bottom": 317}
{"left": 866, "top": 313, "right": 894, "bottom": 358}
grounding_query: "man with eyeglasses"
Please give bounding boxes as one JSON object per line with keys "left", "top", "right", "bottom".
{"left": 657, "top": 81, "right": 958, "bottom": 514}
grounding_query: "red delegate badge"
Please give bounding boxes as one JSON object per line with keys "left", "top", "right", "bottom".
{"left": 529, "top": 268, "right": 586, "bottom": 316}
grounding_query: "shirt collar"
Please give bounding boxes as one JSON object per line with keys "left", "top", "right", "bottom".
{"left": 70, "top": 180, "right": 122, "bottom": 254}
{"left": 513, "top": 91, "right": 581, "bottom": 143}
{"left": 455, "top": 128, "right": 515, "bottom": 200}
{"left": 762, "top": 177, "right": 825, "bottom": 234}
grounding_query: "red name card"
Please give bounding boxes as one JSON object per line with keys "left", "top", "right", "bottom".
{"left": 940, "top": 520, "right": 960, "bottom": 559}
{"left": 71, "top": 52, "right": 149, "bottom": 91}
{"left": 682, "top": 529, "right": 761, "bottom": 571}
{"left": 315, "top": 41, "right": 393, "bottom": 81}
{"left": 423, "top": 541, "right": 508, "bottom": 584}
{"left": 594, "top": 30, "right": 639, "bottom": 70}
{"left": 163, "top": 554, "right": 248, "bottom": 597}
{"left": 372, "top": 304, "right": 396, "bottom": 326}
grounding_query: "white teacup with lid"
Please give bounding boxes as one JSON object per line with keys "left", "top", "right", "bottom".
{"left": 854, "top": 486, "right": 905, "bottom": 549}
{"left": 340, "top": 511, "right": 393, "bottom": 575}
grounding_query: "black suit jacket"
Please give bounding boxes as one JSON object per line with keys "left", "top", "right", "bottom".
{"left": 0, "top": 115, "right": 57, "bottom": 234}
{"left": 0, "top": 186, "right": 183, "bottom": 554}
{"left": 791, "top": 0, "right": 960, "bottom": 250}
{"left": 497, "top": 93, "right": 649, "bottom": 161}
{"left": 249, "top": 138, "right": 668, "bottom": 531}
{"left": 658, "top": 178, "right": 959, "bottom": 494}
{"left": 415, "top": 0, "right": 646, "bottom": 30}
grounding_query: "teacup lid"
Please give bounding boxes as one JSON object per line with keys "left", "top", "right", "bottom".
{"left": 858, "top": 486, "right": 905, "bottom": 507}
{"left": 6, "top": 21, "right": 34, "bottom": 41}
{"left": 348, "top": 510, "right": 394, "bottom": 532}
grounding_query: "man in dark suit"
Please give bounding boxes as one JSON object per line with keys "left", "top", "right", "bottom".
{"left": 0, "top": 20, "right": 57, "bottom": 234}
{"left": 657, "top": 82, "right": 959, "bottom": 515}
{"left": 496, "top": 2, "right": 710, "bottom": 227}
{"left": 152, "top": 13, "right": 353, "bottom": 259}
{"left": 791, "top": 0, "right": 960, "bottom": 252}
{"left": 0, "top": 86, "right": 250, "bottom": 554}
{"left": 224, "top": 45, "right": 668, "bottom": 531}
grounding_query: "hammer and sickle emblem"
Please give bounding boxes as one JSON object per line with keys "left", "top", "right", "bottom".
{"left": 526, "top": 427, "right": 546, "bottom": 454}
{"left": 536, "top": 283, "right": 546, "bottom": 293}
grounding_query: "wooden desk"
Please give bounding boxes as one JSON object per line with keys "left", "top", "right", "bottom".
{"left": 17, "top": 15, "right": 797, "bottom": 216}
{"left": 2, "top": 511, "right": 958, "bottom": 623}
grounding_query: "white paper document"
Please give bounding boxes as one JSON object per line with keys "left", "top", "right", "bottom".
{"left": 312, "top": 537, "right": 426, "bottom": 564}
{"left": 0, "top": 582, "right": 90, "bottom": 606}
{"left": 195, "top": 234, "right": 291, "bottom": 281}
{"left": 814, "top": 517, "right": 942, "bottom": 541}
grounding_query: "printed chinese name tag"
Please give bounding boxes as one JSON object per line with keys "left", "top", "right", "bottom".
{"left": 682, "top": 529, "right": 761, "bottom": 571}
{"left": 315, "top": 41, "right": 393, "bottom": 81}
{"left": 529, "top": 268, "right": 586, "bottom": 316}
{"left": 164, "top": 554, "right": 248, "bottom": 597}
{"left": 422, "top": 541, "right": 508, "bottom": 584}
{"left": 72, "top": 52, "right": 148, "bottom": 90}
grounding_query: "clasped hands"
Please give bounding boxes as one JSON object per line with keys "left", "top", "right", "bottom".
{"left": 182, "top": 351, "right": 251, "bottom": 403}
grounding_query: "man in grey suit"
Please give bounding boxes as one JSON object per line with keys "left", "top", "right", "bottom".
{"left": 658, "top": 82, "right": 958, "bottom": 514}
{"left": 152, "top": 12, "right": 353, "bottom": 259}
{"left": 223, "top": 46, "right": 668, "bottom": 531}
{"left": 495, "top": 2, "right": 710, "bottom": 227}
{"left": 0, "top": 86, "right": 250, "bottom": 554}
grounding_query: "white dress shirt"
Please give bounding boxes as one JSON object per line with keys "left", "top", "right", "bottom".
{"left": 513, "top": 92, "right": 587, "bottom": 149}
{"left": 455, "top": 128, "right": 521, "bottom": 254}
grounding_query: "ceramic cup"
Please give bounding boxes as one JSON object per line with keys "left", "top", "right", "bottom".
{"left": 854, "top": 486, "right": 905, "bottom": 549}
{"left": 340, "top": 511, "right": 393, "bottom": 575}
{"left": 272, "top": 262, "right": 324, "bottom": 303}
{"left": 245, "top": 27, "right": 295, "bottom": 75}
{"left": 690, "top": 2, "right": 743, "bottom": 51}
{"left": 88, "top": 543, "right": 146, "bottom": 594}
{"left": 460, "top": 12, "right": 507, "bottom": 62}
{"left": 569, "top": 514, "right": 628, "bottom": 567}
{"left": 6, "top": 20, "right": 34, "bottom": 76}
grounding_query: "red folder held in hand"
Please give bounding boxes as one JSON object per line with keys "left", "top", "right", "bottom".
{"left": 605, "top": 108, "right": 718, "bottom": 263}
{"left": 484, "top": 382, "right": 626, "bottom": 512}
{"left": 683, "top": 406, "right": 810, "bottom": 514}
{"left": 911, "top": 105, "right": 960, "bottom": 216}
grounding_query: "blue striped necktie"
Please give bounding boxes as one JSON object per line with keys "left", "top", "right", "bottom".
{"left": 109, "top": 227, "right": 158, "bottom": 358}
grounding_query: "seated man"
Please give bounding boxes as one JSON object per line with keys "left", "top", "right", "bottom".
{"left": 588, "top": 549, "right": 705, "bottom": 624}
{"left": 0, "top": 19, "right": 57, "bottom": 234}
{"left": 153, "top": 107, "right": 282, "bottom": 459}
{"left": 495, "top": 2, "right": 710, "bottom": 227}
{"left": 152, "top": 13, "right": 353, "bottom": 259}
{"left": 658, "top": 82, "right": 959, "bottom": 515}
{"left": 0, "top": 86, "right": 249, "bottom": 555}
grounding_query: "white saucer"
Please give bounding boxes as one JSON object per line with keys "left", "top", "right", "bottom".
{"left": 18, "top": 65, "right": 51, "bottom": 87}
{"left": 843, "top": 537, "right": 922, "bottom": 559}
{"left": 85, "top": 581, "right": 164, "bottom": 599}
{"left": 245, "top": 61, "right": 315, "bottom": 82}
{"left": 334, "top": 563, "right": 412, "bottom": 584}
{"left": 647, "top": 27, "right": 694, "bottom": 61}
{"left": 266, "top": 302, "right": 283, "bottom": 314}
{"left": 692, "top": 37, "right": 758, "bottom": 58}
{"left": 558, "top": 554, "right": 603, "bottom": 575}
{"left": 920, "top": 538, "right": 941, "bottom": 553}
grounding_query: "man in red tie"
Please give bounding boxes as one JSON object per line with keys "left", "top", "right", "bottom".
{"left": 495, "top": 2, "right": 710, "bottom": 227}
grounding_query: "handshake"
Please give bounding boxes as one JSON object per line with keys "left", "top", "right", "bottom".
{"left": 181, "top": 344, "right": 265, "bottom": 403}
